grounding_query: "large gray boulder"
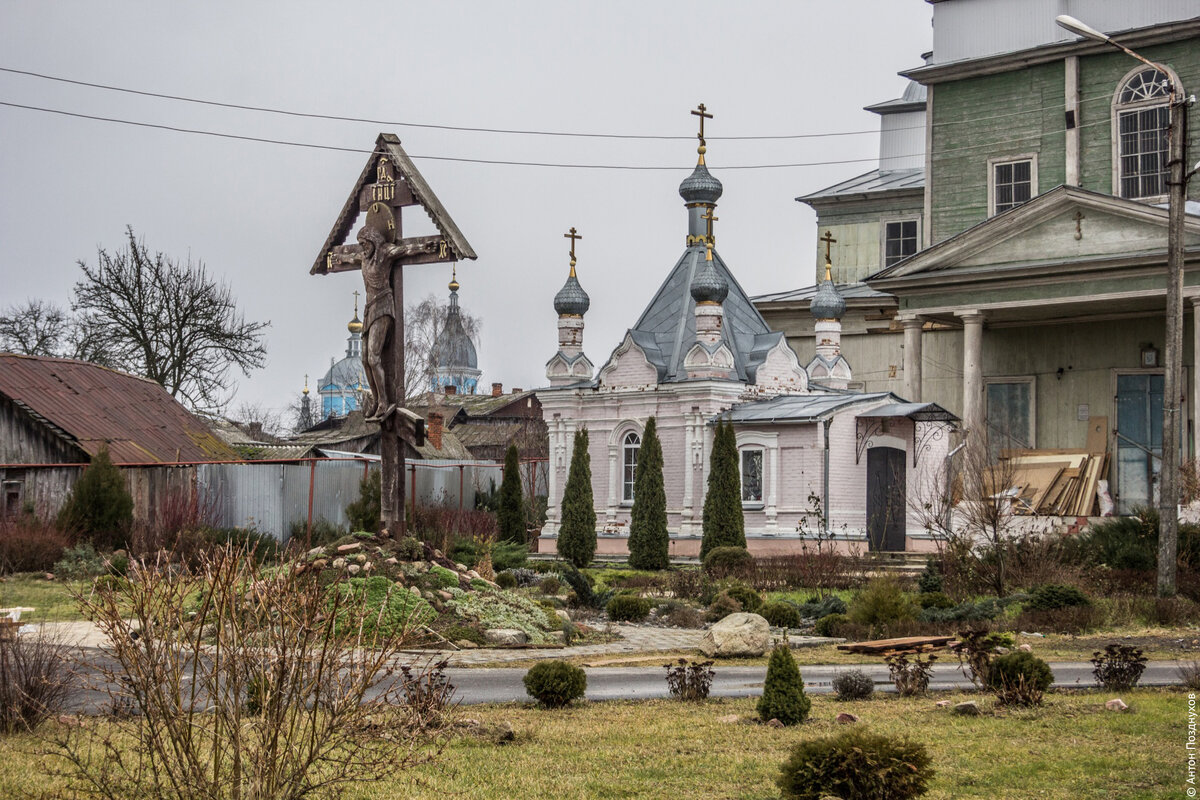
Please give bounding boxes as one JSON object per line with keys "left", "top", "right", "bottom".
{"left": 699, "top": 612, "right": 771, "bottom": 657}
{"left": 484, "top": 628, "right": 528, "bottom": 646}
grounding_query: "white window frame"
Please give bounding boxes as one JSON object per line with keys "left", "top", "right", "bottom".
{"left": 1111, "top": 65, "right": 1179, "bottom": 203}
{"left": 621, "top": 431, "right": 640, "bottom": 504}
{"left": 880, "top": 216, "right": 921, "bottom": 269}
{"left": 739, "top": 447, "right": 765, "bottom": 507}
{"left": 987, "top": 154, "right": 1037, "bottom": 217}
{"left": 984, "top": 375, "right": 1037, "bottom": 451}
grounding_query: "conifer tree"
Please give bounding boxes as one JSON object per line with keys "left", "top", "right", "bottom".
{"left": 757, "top": 645, "right": 811, "bottom": 725}
{"left": 557, "top": 428, "right": 597, "bottom": 568}
{"left": 700, "top": 420, "right": 746, "bottom": 560}
{"left": 627, "top": 417, "right": 668, "bottom": 570}
{"left": 58, "top": 445, "right": 134, "bottom": 550}
{"left": 497, "top": 444, "right": 525, "bottom": 544}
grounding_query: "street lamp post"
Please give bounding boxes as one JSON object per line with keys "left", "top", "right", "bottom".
{"left": 1056, "top": 15, "right": 1197, "bottom": 596}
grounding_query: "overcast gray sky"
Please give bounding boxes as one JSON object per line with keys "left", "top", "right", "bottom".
{"left": 0, "top": 1, "right": 931, "bottom": 418}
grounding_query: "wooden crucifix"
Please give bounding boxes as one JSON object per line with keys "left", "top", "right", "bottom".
{"left": 312, "top": 133, "right": 477, "bottom": 536}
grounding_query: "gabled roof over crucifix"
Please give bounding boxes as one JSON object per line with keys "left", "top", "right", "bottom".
{"left": 310, "top": 133, "right": 477, "bottom": 275}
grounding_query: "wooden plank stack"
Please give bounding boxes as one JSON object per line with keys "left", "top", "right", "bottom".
{"left": 837, "top": 635, "right": 957, "bottom": 655}
{"left": 994, "top": 416, "right": 1110, "bottom": 517}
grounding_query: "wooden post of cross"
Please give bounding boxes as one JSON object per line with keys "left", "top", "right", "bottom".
{"left": 311, "top": 134, "right": 477, "bottom": 536}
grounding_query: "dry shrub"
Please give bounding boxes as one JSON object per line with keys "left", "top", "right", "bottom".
{"left": 411, "top": 505, "right": 497, "bottom": 554}
{"left": 52, "top": 544, "right": 447, "bottom": 800}
{"left": 128, "top": 484, "right": 216, "bottom": 555}
{"left": 666, "top": 569, "right": 712, "bottom": 601}
{"left": 747, "top": 549, "right": 864, "bottom": 592}
{"left": 1014, "top": 605, "right": 1101, "bottom": 635}
{"left": 0, "top": 625, "right": 73, "bottom": 734}
{"left": 0, "top": 516, "right": 72, "bottom": 574}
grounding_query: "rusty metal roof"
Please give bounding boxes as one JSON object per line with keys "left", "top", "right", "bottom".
{"left": 0, "top": 354, "right": 237, "bottom": 464}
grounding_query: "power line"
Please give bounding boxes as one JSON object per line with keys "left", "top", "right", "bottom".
{"left": 0, "top": 66, "right": 884, "bottom": 142}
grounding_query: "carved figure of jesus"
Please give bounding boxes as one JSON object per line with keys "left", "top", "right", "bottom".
{"left": 358, "top": 225, "right": 401, "bottom": 422}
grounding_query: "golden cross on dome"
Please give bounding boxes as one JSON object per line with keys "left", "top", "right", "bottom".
{"left": 691, "top": 103, "right": 713, "bottom": 146}
{"left": 701, "top": 208, "right": 718, "bottom": 243}
{"left": 564, "top": 227, "right": 582, "bottom": 266}
{"left": 352, "top": 289, "right": 361, "bottom": 315}
{"left": 819, "top": 230, "right": 837, "bottom": 262}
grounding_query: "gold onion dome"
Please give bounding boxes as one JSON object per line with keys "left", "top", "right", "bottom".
{"left": 347, "top": 314, "right": 363, "bottom": 334}
{"left": 449, "top": 265, "right": 460, "bottom": 293}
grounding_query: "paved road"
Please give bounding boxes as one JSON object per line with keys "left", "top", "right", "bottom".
{"left": 446, "top": 660, "right": 1183, "bottom": 704}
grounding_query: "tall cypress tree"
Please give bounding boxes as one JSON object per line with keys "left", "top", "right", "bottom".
{"left": 700, "top": 420, "right": 746, "bottom": 559}
{"left": 628, "top": 417, "right": 668, "bottom": 570}
{"left": 557, "top": 428, "right": 596, "bottom": 568}
{"left": 497, "top": 444, "right": 525, "bottom": 544}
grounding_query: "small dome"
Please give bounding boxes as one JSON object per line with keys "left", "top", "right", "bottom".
{"left": 678, "top": 161, "right": 723, "bottom": 205}
{"left": 810, "top": 267, "right": 846, "bottom": 320}
{"left": 690, "top": 258, "right": 728, "bottom": 305}
{"left": 434, "top": 292, "right": 478, "bottom": 370}
{"left": 347, "top": 314, "right": 363, "bottom": 334}
{"left": 554, "top": 267, "right": 590, "bottom": 316}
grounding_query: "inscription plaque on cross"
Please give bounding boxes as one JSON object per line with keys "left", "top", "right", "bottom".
{"left": 312, "top": 134, "right": 477, "bottom": 536}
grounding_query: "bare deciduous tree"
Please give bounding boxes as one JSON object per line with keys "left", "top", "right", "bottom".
{"left": 72, "top": 227, "right": 269, "bottom": 412}
{"left": 230, "top": 401, "right": 288, "bottom": 440}
{"left": 0, "top": 299, "right": 72, "bottom": 357}
{"left": 52, "top": 545, "right": 448, "bottom": 800}
{"left": 403, "top": 293, "right": 481, "bottom": 401}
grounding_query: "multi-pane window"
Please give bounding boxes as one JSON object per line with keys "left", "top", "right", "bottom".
{"left": 1116, "top": 68, "right": 1171, "bottom": 199}
{"left": 884, "top": 220, "right": 918, "bottom": 267}
{"left": 622, "top": 432, "right": 640, "bottom": 502}
{"left": 741, "top": 449, "right": 764, "bottom": 504}
{"left": 991, "top": 159, "right": 1033, "bottom": 215}
{"left": 986, "top": 379, "right": 1035, "bottom": 455}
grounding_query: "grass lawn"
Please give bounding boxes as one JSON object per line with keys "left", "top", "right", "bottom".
{"left": 0, "top": 575, "right": 88, "bottom": 621}
{"left": 0, "top": 688, "right": 1181, "bottom": 799}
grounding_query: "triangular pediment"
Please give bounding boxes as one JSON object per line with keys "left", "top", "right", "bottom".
{"left": 310, "top": 133, "right": 477, "bottom": 275}
{"left": 870, "top": 186, "right": 1200, "bottom": 281}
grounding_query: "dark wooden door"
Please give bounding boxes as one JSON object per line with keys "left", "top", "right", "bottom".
{"left": 866, "top": 446, "right": 906, "bottom": 552}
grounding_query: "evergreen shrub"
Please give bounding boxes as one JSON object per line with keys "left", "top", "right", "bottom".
{"left": 759, "top": 601, "right": 802, "bottom": 629}
{"left": 700, "top": 421, "right": 745, "bottom": 559}
{"left": 702, "top": 545, "right": 754, "bottom": 577}
{"left": 848, "top": 577, "right": 917, "bottom": 627}
{"left": 539, "top": 576, "right": 561, "bottom": 595}
{"left": 557, "top": 429, "right": 597, "bottom": 568}
{"left": 778, "top": 728, "right": 933, "bottom": 800}
{"left": 814, "top": 613, "right": 849, "bottom": 638}
{"left": 605, "top": 594, "right": 651, "bottom": 622}
{"left": 58, "top": 446, "right": 133, "bottom": 550}
{"left": 723, "top": 583, "right": 763, "bottom": 613}
{"left": 497, "top": 445, "right": 525, "bottom": 544}
{"left": 797, "top": 595, "right": 847, "bottom": 620}
{"left": 831, "top": 668, "right": 875, "bottom": 701}
{"left": 344, "top": 470, "right": 381, "bottom": 534}
{"left": 758, "top": 645, "right": 810, "bottom": 725}
{"left": 917, "top": 558, "right": 944, "bottom": 594}
{"left": 918, "top": 591, "right": 954, "bottom": 610}
{"left": 1026, "top": 583, "right": 1090, "bottom": 611}
{"left": 627, "top": 417, "right": 669, "bottom": 570}
{"left": 705, "top": 592, "right": 742, "bottom": 622}
{"left": 988, "top": 651, "right": 1054, "bottom": 706}
{"left": 523, "top": 660, "right": 586, "bottom": 708}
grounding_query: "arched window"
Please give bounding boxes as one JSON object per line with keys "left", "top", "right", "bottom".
{"left": 1114, "top": 67, "right": 1174, "bottom": 199}
{"left": 622, "top": 432, "right": 640, "bottom": 502}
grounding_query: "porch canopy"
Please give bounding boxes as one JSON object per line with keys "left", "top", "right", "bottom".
{"left": 856, "top": 402, "right": 958, "bottom": 423}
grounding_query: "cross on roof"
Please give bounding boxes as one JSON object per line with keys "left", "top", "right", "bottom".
{"left": 564, "top": 227, "right": 582, "bottom": 265}
{"left": 701, "top": 208, "right": 718, "bottom": 242}
{"left": 691, "top": 103, "right": 713, "bottom": 146}
{"left": 819, "top": 230, "right": 837, "bottom": 262}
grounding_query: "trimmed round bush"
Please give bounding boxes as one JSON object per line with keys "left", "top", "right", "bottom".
{"left": 705, "top": 591, "right": 742, "bottom": 622}
{"left": 918, "top": 591, "right": 954, "bottom": 610}
{"left": 523, "top": 660, "right": 587, "bottom": 708}
{"left": 831, "top": 669, "right": 874, "bottom": 701}
{"left": 778, "top": 728, "right": 933, "bottom": 800}
{"left": 1026, "top": 584, "right": 1090, "bottom": 611}
{"left": 757, "top": 646, "right": 811, "bottom": 725}
{"left": 702, "top": 546, "right": 754, "bottom": 576}
{"left": 723, "top": 583, "right": 763, "bottom": 613}
{"left": 814, "top": 613, "right": 849, "bottom": 638}
{"left": 494, "top": 571, "right": 518, "bottom": 589}
{"left": 848, "top": 577, "right": 917, "bottom": 627}
{"left": 760, "top": 601, "right": 802, "bottom": 629}
{"left": 539, "top": 576, "right": 562, "bottom": 595}
{"left": 606, "top": 594, "right": 652, "bottom": 622}
{"left": 987, "top": 651, "right": 1054, "bottom": 706}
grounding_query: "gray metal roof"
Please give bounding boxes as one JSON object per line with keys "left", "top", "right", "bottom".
{"left": 864, "top": 80, "right": 927, "bottom": 114}
{"left": 752, "top": 281, "right": 894, "bottom": 305}
{"left": 797, "top": 167, "right": 924, "bottom": 203}
{"left": 621, "top": 244, "right": 788, "bottom": 384}
{"left": 857, "top": 402, "right": 958, "bottom": 422}
{"left": 433, "top": 291, "right": 478, "bottom": 369}
{"left": 717, "top": 392, "right": 897, "bottom": 424}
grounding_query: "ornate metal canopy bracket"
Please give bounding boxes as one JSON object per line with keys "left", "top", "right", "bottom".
{"left": 855, "top": 417, "right": 885, "bottom": 464}
{"left": 912, "top": 420, "right": 947, "bottom": 468}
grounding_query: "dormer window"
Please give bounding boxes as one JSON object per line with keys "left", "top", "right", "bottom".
{"left": 1114, "top": 67, "right": 1174, "bottom": 200}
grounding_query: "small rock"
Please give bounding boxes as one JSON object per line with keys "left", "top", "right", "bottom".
{"left": 337, "top": 542, "right": 362, "bottom": 553}
{"left": 438, "top": 590, "right": 453, "bottom": 601}
{"left": 44, "top": 572, "right": 55, "bottom": 581}
{"left": 547, "top": 630, "right": 567, "bottom": 645}
{"left": 307, "top": 547, "right": 324, "bottom": 558}
{"left": 555, "top": 609, "right": 571, "bottom": 622}
{"left": 460, "top": 718, "right": 481, "bottom": 728}
{"left": 835, "top": 712, "right": 859, "bottom": 724}
{"left": 293, "top": 563, "right": 307, "bottom": 575}
{"left": 433, "top": 549, "right": 444, "bottom": 559}
{"left": 455, "top": 563, "right": 469, "bottom": 572}
{"left": 1105, "top": 698, "right": 1128, "bottom": 711}
{"left": 994, "top": 646, "right": 1010, "bottom": 655}
{"left": 455, "top": 639, "right": 478, "bottom": 649}
{"left": 1020, "top": 631, "right": 1045, "bottom": 638}
{"left": 466, "top": 570, "right": 482, "bottom": 580}
{"left": 347, "top": 564, "right": 361, "bottom": 576}
{"left": 484, "top": 628, "right": 528, "bottom": 646}
{"left": 56, "top": 715, "right": 81, "bottom": 727}
{"left": 353, "top": 553, "right": 367, "bottom": 564}
{"left": 331, "top": 558, "right": 346, "bottom": 569}
{"left": 717, "top": 714, "right": 740, "bottom": 724}
{"left": 952, "top": 701, "right": 981, "bottom": 716}
{"left": 936, "top": 700, "right": 951, "bottom": 708}
{"left": 409, "top": 586, "right": 421, "bottom": 597}
{"left": 384, "top": 557, "right": 398, "bottom": 566}
{"left": 1018, "top": 644, "right": 1032, "bottom": 653}
{"left": 363, "top": 561, "right": 373, "bottom": 573}
{"left": 766, "top": 718, "right": 784, "bottom": 728}
{"left": 494, "top": 721, "right": 515, "bottom": 742}
{"left": 311, "top": 559, "right": 328, "bottom": 570}
{"left": 699, "top": 613, "right": 771, "bottom": 658}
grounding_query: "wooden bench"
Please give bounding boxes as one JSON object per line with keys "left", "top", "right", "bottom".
{"left": 836, "top": 635, "right": 957, "bottom": 655}
{"left": 0, "top": 607, "right": 35, "bottom": 640}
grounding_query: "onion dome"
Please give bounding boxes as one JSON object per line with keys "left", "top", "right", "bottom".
{"left": 810, "top": 262, "right": 846, "bottom": 320}
{"left": 678, "top": 159, "right": 723, "bottom": 205}
{"left": 448, "top": 265, "right": 460, "bottom": 293}
{"left": 553, "top": 263, "right": 590, "bottom": 316}
{"left": 690, "top": 257, "right": 728, "bottom": 305}
{"left": 347, "top": 293, "right": 364, "bottom": 334}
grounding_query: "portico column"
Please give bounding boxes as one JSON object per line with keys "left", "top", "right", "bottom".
{"left": 957, "top": 310, "right": 985, "bottom": 439}
{"left": 901, "top": 315, "right": 923, "bottom": 402}
{"left": 1191, "top": 296, "right": 1200, "bottom": 461}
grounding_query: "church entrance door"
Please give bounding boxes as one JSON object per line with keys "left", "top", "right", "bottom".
{"left": 866, "top": 446, "right": 906, "bottom": 552}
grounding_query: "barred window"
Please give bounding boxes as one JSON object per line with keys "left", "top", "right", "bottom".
{"left": 1115, "top": 68, "right": 1172, "bottom": 199}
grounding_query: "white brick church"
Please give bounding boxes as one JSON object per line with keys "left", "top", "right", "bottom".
{"left": 536, "top": 125, "right": 956, "bottom": 557}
